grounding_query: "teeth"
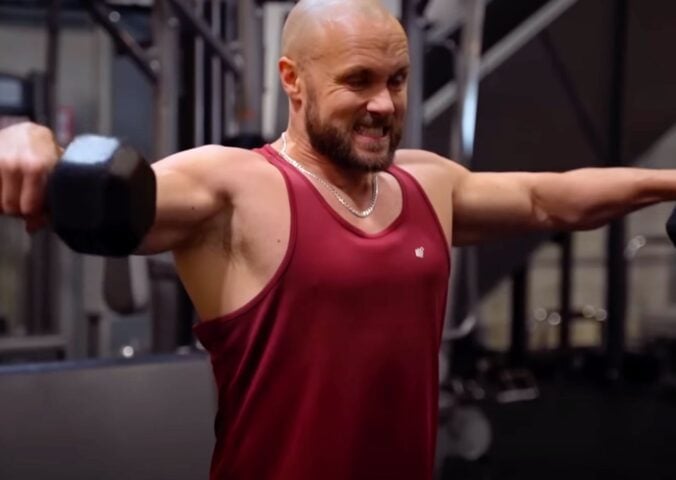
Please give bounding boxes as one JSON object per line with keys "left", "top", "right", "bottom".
{"left": 356, "top": 126, "right": 385, "bottom": 137}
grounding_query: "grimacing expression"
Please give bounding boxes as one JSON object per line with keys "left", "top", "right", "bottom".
{"left": 304, "top": 83, "right": 405, "bottom": 173}
{"left": 300, "top": 22, "right": 410, "bottom": 173}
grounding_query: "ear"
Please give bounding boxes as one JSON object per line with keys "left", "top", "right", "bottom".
{"left": 279, "top": 56, "right": 302, "bottom": 103}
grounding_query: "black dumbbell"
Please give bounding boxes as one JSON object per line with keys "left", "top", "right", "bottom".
{"left": 667, "top": 206, "right": 676, "bottom": 248}
{"left": 47, "top": 135, "right": 156, "bottom": 257}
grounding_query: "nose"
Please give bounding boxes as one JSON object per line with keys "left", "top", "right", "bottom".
{"left": 367, "top": 87, "right": 396, "bottom": 116}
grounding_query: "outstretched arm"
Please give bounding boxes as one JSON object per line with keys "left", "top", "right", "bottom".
{"left": 449, "top": 161, "right": 676, "bottom": 246}
{"left": 0, "top": 122, "right": 240, "bottom": 256}
{"left": 137, "top": 145, "right": 235, "bottom": 254}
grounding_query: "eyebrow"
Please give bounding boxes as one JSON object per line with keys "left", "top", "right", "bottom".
{"left": 337, "top": 64, "right": 410, "bottom": 79}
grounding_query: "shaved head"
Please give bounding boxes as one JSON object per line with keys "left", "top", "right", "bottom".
{"left": 279, "top": 0, "right": 410, "bottom": 174}
{"left": 282, "top": 0, "right": 403, "bottom": 65}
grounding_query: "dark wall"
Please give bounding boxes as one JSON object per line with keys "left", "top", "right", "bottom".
{"left": 424, "top": 0, "right": 676, "bottom": 305}
{"left": 624, "top": 0, "right": 676, "bottom": 162}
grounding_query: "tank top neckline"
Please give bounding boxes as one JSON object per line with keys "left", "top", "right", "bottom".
{"left": 261, "top": 144, "right": 407, "bottom": 239}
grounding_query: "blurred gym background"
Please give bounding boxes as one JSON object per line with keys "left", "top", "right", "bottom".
{"left": 1, "top": 1, "right": 676, "bottom": 479}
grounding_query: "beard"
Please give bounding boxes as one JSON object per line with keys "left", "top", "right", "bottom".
{"left": 304, "top": 93, "right": 403, "bottom": 173}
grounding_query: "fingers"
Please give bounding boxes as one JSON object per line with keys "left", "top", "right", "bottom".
{"left": 0, "top": 166, "right": 21, "bottom": 215}
{"left": 0, "top": 165, "right": 47, "bottom": 218}
{"left": 0, "top": 122, "right": 58, "bottom": 219}
{"left": 20, "top": 169, "right": 47, "bottom": 217}
{"left": 24, "top": 214, "right": 48, "bottom": 234}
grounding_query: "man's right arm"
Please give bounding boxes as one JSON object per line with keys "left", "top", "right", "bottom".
{"left": 137, "top": 145, "right": 235, "bottom": 255}
{"left": 0, "top": 122, "right": 237, "bottom": 255}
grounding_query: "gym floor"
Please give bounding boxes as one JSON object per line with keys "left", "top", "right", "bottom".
{"left": 440, "top": 376, "right": 676, "bottom": 479}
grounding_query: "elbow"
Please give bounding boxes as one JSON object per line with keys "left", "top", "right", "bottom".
{"left": 533, "top": 195, "right": 603, "bottom": 232}
{"left": 545, "top": 207, "right": 607, "bottom": 232}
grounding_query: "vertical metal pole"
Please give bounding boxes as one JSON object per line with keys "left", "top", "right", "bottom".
{"left": 558, "top": 233, "right": 573, "bottom": 363}
{"left": 445, "top": 0, "right": 486, "bottom": 340}
{"left": 224, "top": 0, "right": 238, "bottom": 137}
{"left": 402, "top": 0, "right": 424, "bottom": 149}
{"left": 45, "top": 0, "right": 61, "bottom": 339}
{"left": 153, "top": 0, "right": 180, "bottom": 159}
{"left": 238, "top": 0, "right": 263, "bottom": 135}
{"left": 46, "top": 0, "right": 61, "bottom": 129}
{"left": 26, "top": 0, "right": 61, "bottom": 334}
{"left": 211, "top": 0, "right": 223, "bottom": 144}
{"left": 152, "top": 0, "right": 181, "bottom": 353}
{"left": 264, "top": 2, "right": 295, "bottom": 138}
{"left": 194, "top": 0, "right": 206, "bottom": 146}
{"left": 604, "top": 0, "right": 629, "bottom": 382}
{"left": 451, "top": 0, "right": 485, "bottom": 162}
{"left": 511, "top": 264, "right": 529, "bottom": 367}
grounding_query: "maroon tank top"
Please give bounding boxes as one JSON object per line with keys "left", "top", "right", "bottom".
{"left": 193, "top": 145, "right": 451, "bottom": 480}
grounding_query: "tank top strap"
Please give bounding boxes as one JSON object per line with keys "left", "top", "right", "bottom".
{"left": 255, "top": 144, "right": 325, "bottom": 210}
{"left": 387, "top": 164, "right": 450, "bottom": 258}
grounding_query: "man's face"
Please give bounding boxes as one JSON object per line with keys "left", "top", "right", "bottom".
{"left": 301, "top": 19, "right": 409, "bottom": 173}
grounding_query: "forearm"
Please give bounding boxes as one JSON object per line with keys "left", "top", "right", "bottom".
{"left": 533, "top": 167, "right": 676, "bottom": 230}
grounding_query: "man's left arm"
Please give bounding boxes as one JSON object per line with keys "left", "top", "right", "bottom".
{"left": 451, "top": 165, "right": 676, "bottom": 246}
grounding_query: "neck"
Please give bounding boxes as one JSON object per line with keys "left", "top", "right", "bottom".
{"left": 278, "top": 128, "right": 374, "bottom": 198}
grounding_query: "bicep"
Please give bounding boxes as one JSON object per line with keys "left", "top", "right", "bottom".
{"left": 452, "top": 171, "right": 548, "bottom": 246}
{"left": 396, "top": 151, "right": 550, "bottom": 246}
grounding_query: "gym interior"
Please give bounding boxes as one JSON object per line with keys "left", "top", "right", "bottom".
{"left": 1, "top": 1, "right": 676, "bottom": 479}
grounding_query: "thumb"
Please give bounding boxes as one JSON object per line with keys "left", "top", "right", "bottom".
{"left": 24, "top": 214, "right": 48, "bottom": 234}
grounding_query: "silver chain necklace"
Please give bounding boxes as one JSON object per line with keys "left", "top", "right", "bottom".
{"left": 279, "top": 132, "right": 379, "bottom": 218}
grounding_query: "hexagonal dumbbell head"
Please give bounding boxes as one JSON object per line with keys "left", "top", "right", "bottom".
{"left": 667, "top": 206, "right": 676, "bottom": 248}
{"left": 48, "top": 135, "right": 156, "bottom": 256}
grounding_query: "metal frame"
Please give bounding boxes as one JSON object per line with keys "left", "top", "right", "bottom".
{"left": 424, "top": 0, "right": 579, "bottom": 125}
{"left": 1, "top": 38, "right": 85, "bottom": 361}
{"left": 557, "top": 233, "right": 573, "bottom": 362}
{"left": 604, "top": 0, "right": 630, "bottom": 381}
{"left": 210, "top": 0, "right": 224, "bottom": 144}
{"left": 443, "top": 0, "right": 486, "bottom": 342}
{"left": 402, "top": 0, "right": 425, "bottom": 148}
{"left": 166, "top": 0, "right": 242, "bottom": 77}
{"left": 85, "top": 1, "right": 158, "bottom": 83}
{"left": 451, "top": 0, "right": 485, "bottom": 163}
{"left": 223, "top": 0, "right": 239, "bottom": 137}
{"left": 193, "top": 0, "right": 206, "bottom": 145}
{"left": 25, "top": 2, "right": 59, "bottom": 345}
{"left": 510, "top": 263, "right": 529, "bottom": 366}
{"left": 261, "top": 1, "right": 293, "bottom": 139}
{"left": 84, "top": 0, "right": 265, "bottom": 354}
{"left": 151, "top": 0, "right": 180, "bottom": 160}
{"left": 236, "top": 0, "right": 264, "bottom": 135}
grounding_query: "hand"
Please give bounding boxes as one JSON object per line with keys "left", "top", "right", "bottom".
{"left": 0, "top": 122, "right": 62, "bottom": 232}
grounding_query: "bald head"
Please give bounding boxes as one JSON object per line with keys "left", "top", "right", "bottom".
{"left": 282, "top": 0, "right": 404, "bottom": 65}
{"left": 278, "top": 0, "right": 410, "bottom": 174}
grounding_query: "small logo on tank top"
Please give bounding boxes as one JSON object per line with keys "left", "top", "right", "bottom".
{"left": 415, "top": 246, "right": 425, "bottom": 259}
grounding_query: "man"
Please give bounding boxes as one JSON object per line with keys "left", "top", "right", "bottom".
{"left": 0, "top": 0, "right": 674, "bottom": 478}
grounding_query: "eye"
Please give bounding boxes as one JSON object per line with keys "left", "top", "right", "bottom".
{"left": 388, "top": 71, "right": 408, "bottom": 89}
{"left": 345, "top": 73, "right": 370, "bottom": 89}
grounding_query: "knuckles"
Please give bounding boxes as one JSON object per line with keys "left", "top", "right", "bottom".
{"left": 0, "top": 123, "right": 58, "bottom": 174}
{"left": 0, "top": 122, "right": 54, "bottom": 217}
